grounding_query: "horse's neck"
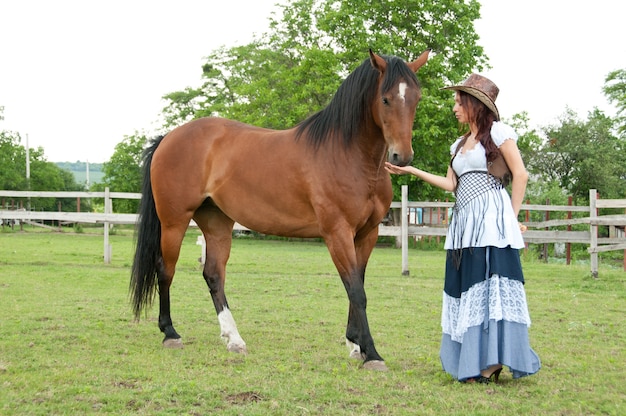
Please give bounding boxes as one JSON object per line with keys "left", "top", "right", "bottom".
{"left": 359, "top": 126, "right": 388, "bottom": 166}
{"left": 355, "top": 129, "right": 389, "bottom": 187}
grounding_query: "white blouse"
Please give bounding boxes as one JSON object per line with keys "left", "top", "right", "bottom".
{"left": 444, "top": 122, "right": 525, "bottom": 250}
{"left": 450, "top": 122, "right": 518, "bottom": 176}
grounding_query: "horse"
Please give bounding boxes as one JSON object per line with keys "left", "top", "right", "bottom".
{"left": 130, "top": 49, "right": 430, "bottom": 371}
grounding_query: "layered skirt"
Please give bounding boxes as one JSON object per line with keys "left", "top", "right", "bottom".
{"left": 440, "top": 171, "right": 541, "bottom": 381}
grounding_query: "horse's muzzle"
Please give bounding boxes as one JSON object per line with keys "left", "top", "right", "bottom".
{"left": 387, "top": 151, "right": 414, "bottom": 167}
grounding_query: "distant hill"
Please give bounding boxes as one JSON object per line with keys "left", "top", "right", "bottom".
{"left": 56, "top": 162, "right": 105, "bottom": 185}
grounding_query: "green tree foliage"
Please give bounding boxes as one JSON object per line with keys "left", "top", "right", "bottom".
{"left": 0, "top": 130, "right": 84, "bottom": 211}
{"left": 0, "top": 131, "right": 27, "bottom": 191}
{"left": 161, "top": 0, "right": 488, "bottom": 202}
{"left": 506, "top": 111, "right": 563, "bottom": 208}
{"left": 531, "top": 108, "right": 626, "bottom": 203}
{"left": 94, "top": 133, "right": 147, "bottom": 213}
{"left": 603, "top": 68, "right": 626, "bottom": 136}
{"left": 507, "top": 112, "right": 544, "bottom": 160}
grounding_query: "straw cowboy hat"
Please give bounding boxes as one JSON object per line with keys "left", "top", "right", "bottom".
{"left": 442, "top": 74, "right": 500, "bottom": 120}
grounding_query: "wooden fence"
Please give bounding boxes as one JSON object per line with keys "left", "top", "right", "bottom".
{"left": 1, "top": 188, "right": 625, "bottom": 277}
{"left": 382, "top": 187, "right": 626, "bottom": 278}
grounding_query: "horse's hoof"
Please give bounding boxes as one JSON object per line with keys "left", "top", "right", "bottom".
{"left": 227, "top": 343, "right": 247, "bottom": 355}
{"left": 362, "top": 360, "right": 388, "bottom": 371}
{"left": 163, "top": 338, "right": 184, "bottom": 349}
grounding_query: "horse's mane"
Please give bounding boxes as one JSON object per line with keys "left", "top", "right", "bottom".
{"left": 295, "top": 55, "right": 419, "bottom": 149}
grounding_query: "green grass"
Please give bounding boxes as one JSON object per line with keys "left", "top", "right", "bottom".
{"left": 0, "top": 228, "right": 624, "bottom": 415}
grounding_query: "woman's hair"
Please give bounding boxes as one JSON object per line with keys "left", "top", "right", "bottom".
{"left": 458, "top": 91, "right": 500, "bottom": 162}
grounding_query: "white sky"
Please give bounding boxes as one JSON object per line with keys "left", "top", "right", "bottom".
{"left": 475, "top": 0, "right": 624, "bottom": 128}
{"left": 1, "top": 0, "right": 624, "bottom": 163}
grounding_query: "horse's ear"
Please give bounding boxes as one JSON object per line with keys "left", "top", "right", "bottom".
{"left": 369, "top": 49, "right": 387, "bottom": 73}
{"left": 408, "top": 49, "right": 431, "bottom": 72}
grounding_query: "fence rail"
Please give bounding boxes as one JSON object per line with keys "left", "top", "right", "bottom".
{"left": 1, "top": 188, "right": 624, "bottom": 277}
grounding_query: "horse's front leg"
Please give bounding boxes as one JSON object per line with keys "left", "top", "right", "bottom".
{"left": 325, "top": 229, "right": 387, "bottom": 371}
{"left": 346, "top": 228, "right": 382, "bottom": 360}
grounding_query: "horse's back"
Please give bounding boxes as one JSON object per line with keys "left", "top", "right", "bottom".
{"left": 157, "top": 117, "right": 273, "bottom": 152}
{"left": 150, "top": 117, "right": 320, "bottom": 233}
{"left": 150, "top": 116, "right": 390, "bottom": 238}
{"left": 152, "top": 117, "right": 283, "bottom": 177}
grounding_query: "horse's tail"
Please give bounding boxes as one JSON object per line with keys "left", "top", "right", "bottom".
{"left": 130, "top": 135, "right": 165, "bottom": 319}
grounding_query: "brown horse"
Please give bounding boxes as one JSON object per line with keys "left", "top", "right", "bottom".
{"left": 131, "top": 49, "right": 430, "bottom": 370}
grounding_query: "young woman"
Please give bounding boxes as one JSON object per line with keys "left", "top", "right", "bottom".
{"left": 385, "top": 74, "right": 541, "bottom": 383}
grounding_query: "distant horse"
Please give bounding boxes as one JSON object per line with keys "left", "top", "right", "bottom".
{"left": 131, "top": 49, "right": 430, "bottom": 370}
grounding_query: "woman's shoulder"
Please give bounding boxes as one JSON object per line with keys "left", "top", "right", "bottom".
{"left": 490, "top": 121, "right": 518, "bottom": 147}
{"left": 450, "top": 137, "right": 464, "bottom": 155}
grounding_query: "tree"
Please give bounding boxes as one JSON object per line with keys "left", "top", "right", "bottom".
{"left": 161, "top": 0, "right": 489, "bottom": 202}
{"left": 603, "top": 68, "right": 626, "bottom": 136}
{"left": 532, "top": 108, "right": 626, "bottom": 203}
{"left": 0, "top": 130, "right": 84, "bottom": 211}
{"left": 95, "top": 133, "right": 147, "bottom": 213}
{"left": 0, "top": 131, "right": 27, "bottom": 191}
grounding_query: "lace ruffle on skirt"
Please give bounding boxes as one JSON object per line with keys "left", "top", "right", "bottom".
{"left": 441, "top": 275, "right": 531, "bottom": 343}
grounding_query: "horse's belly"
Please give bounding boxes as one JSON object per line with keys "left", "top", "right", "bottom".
{"left": 212, "top": 184, "right": 385, "bottom": 239}
{"left": 227, "top": 206, "right": 321, "bottom": 238}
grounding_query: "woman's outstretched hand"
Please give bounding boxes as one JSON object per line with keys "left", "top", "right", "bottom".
{"left": 384, "top": 162, "right": 414, "bottom": 175}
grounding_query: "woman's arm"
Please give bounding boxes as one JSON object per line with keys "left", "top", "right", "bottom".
{"left": 384, "top": 162, "right": 457, "bottom": 192}
{"left": 499, "top": 139, "right": 528, "bottom": 217}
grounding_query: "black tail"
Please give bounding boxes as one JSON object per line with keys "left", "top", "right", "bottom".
{"left": 130, "top": 136, "right": 165, "bottom": 319}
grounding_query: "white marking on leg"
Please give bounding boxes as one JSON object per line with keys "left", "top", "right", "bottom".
{"left": 398, "top": 82, "right": 407, "bottom": 103}
{"left": 346, "top": 338, "right": 365, "bottom": 360}
{"left": 218, "top": 308, "right": 247, "bottom": 354}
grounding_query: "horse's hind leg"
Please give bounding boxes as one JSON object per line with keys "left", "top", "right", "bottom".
{"left": 158, "top": 223, "right": 189, "bottom": 349}
{"left": 194, "top": 205, "right": 247, "bottom": 354}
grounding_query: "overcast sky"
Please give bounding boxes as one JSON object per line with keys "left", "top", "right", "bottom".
{"left": 1, "top": 0, "right": 624, "bottom": 163}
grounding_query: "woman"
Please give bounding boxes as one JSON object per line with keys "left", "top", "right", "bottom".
{"left": 385, "top": 74, "right": 540, "bottom": 383}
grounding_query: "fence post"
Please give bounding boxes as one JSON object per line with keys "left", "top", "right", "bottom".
{"left": 401, "top": 185, "right": 409, "bottom": 276}
{"left": 567, "top": 196, "right": 572, "bottom": 265}
{"left": 543, "top": 198, "right": 550, "bottom": 263}
{"left": 103, "top": 187, "right": 112, "bottom": 264}
{"left": 57, "top": 201, "right": 62, "bottom": 230}
{"left": 436, "top": 204, "right": 441, "bottom": 245}
{"left": 589, "top": 189, "right": 598, "bottom": 279}
{"left": 428, "top": 207, "right": 433, "bottom": 244}
{"left": 19, "top": 200, "right": 23, "bottom": 231}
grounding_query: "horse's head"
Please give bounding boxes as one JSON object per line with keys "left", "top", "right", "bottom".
{"left": 369, "top": 49, "right": 430, "bottom": 166}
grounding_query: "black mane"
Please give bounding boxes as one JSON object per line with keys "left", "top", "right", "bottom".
{"left": 295, "top": 55, "right": 419, "bottom": 149}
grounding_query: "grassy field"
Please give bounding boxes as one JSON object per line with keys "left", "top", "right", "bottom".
{"left": 0, "top": 228, "right": 624, "bottom": 415}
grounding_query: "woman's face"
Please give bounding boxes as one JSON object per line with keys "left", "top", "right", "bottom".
{"left": 452, "top": 92, "right": 469, "bottom": 124}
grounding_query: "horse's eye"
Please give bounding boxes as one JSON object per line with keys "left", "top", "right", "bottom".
{"left": 382, "top": 97, "right": 390, "bottom": 106}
